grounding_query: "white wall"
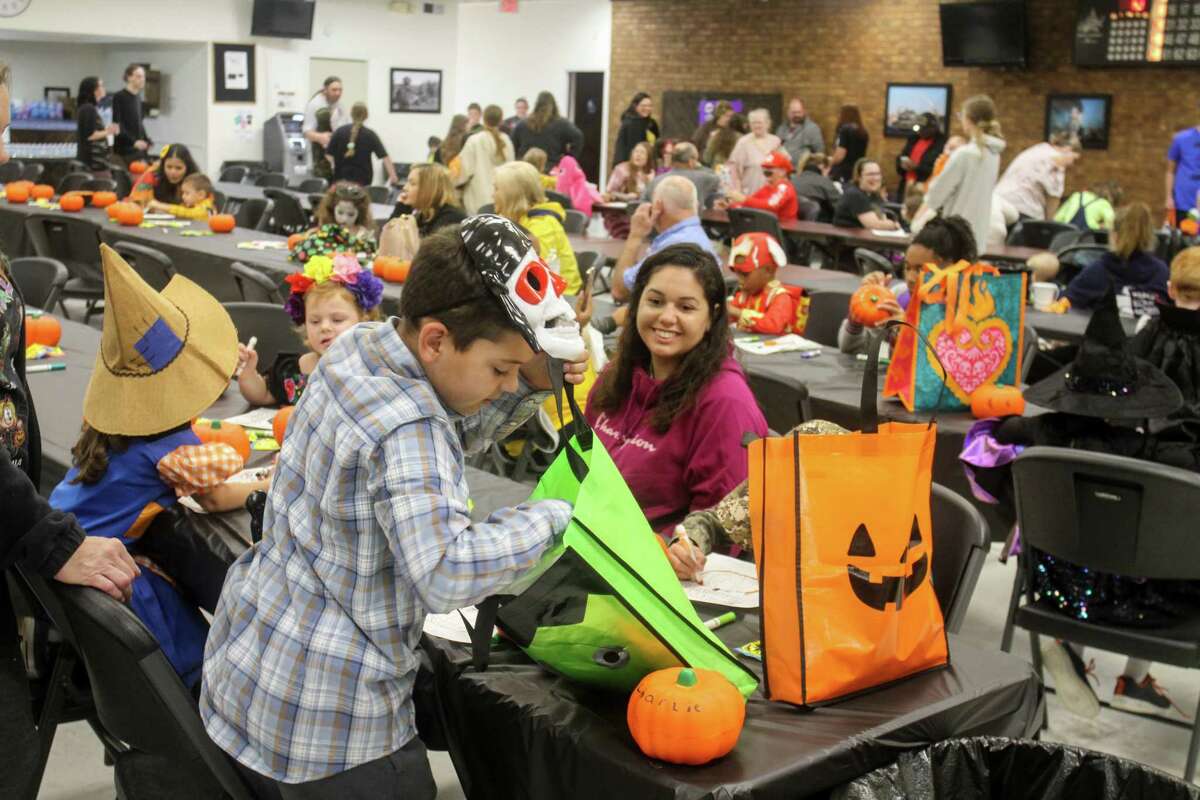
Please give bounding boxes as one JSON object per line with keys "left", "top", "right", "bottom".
{"left": 454, "top": 0, "right": 612, "bottom": 169}
{"left": 0, "top": 41, "right": 107, "bottom": 106}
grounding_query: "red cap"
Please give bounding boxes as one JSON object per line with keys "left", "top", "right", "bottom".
{"left": 728, "top": 232, "right": 787, "bottom": 274}
{"left": 760, "top": 151, "right": 795, "bottom": 174}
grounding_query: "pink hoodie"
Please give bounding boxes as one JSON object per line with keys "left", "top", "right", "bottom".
{"left": 555, "top": 155, "right": 604, "bottom": 217}
{"left": 585, "top": 356, "right": 768, "bottom": 533}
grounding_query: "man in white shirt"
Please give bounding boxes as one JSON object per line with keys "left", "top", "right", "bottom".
{"left": 303, "top": 76, "right": 348, "bottom": 178}
{"left": 994, "top": 135, "right": 1081, "bottom": 221}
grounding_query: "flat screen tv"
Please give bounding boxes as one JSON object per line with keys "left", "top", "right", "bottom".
{"left": 940, "top": 1, "right": 1028, "bottom": 67}
{"left": 251, "top": 0, "right": 316, "bottom": 40}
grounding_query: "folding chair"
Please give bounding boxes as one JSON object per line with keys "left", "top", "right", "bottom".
{"left": 8, "top": 256, "right": 68, "bottom": 311}
{"left": 82, "top": 178, "right": 118, "bottom": 193}
{"left": 55, "top": 172, "right": 94, "bottom": 195}
{"left": 23, "top": 214, "right": 104, "bottom": 321}
{"left": 233, "top": 198, "right": 274, "bottom": 232}
{"left": 297, "top": 177, "right": 329, "bottom": 194}
{"left": 261, "top": 189, "right": 308, "bottom": 236}
{"left": 218, "top": 165, "right": 249, "bottom": 183}
{"left": 367, "top": 185, "right": 391, "bottom": 205}
{"left": 854, "top": 247, "right": 895, "bottom": 277}
{"left": 222, "top": 302, "right": 298, "bottom": 367}
{"left": 1006, "top": 220, "right": 1079, "bottom": 250}
{"left": 929, "top": 483, "right": 990, "bottom": 634}
{"left": 254, "top": 172, "right": 288, "bottom": 188}
{"left": 546, "top": 189, "right": 573, "bottom": 210}
{"left": 746, "top": 372, "right": 811, "bottom": 433}
{"left": 230, "top": 262, "right": 285, "bottom": 304}
{"left": 107, "top": 241, "right": 177, "bottom": 292}
{"left": 562, "top": 209, "right": 588, "bottom": 234}
{"left": 802, "top": 288, "right": 852, "bottom": 348}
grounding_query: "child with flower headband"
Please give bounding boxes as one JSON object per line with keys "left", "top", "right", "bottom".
{"left": 290, "top": 182, "right": 378, "bottom": 264}
{"left": 237, "top": 251, "right": 384, "bottom": 406}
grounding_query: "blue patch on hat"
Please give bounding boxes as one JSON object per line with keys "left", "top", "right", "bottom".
{"left": 135, "top": 317, "right": 183, "bottom": 371}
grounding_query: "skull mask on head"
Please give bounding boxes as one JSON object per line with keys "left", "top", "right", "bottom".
{"left": 460, "top": 215, "right": 586, "bottom": 361}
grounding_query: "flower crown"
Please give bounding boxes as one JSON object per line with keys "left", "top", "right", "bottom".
{"left": 283, "top": 252, "right": 384, "bottom": 324}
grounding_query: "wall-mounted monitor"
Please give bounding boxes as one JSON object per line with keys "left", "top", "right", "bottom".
{"left": 940, "top": 2, "right": 1029, "bottom": 67}
{"left": 251, "top": 0, "right": 316, "bottom": 40}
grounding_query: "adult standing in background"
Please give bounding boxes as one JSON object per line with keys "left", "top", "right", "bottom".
{"left": 501, "top": 97, "right": 528, "bottom": 136}
{"left": 776, "top": 97, "right": 824, "bottom": 166}
{"left": 456, "top": 104, "right": 514, "bottom": 214}
{"left": 75, "top": 76, "right": 118, "bottom": 176}
{"left": 895, "top": 112, "right": 946, "bottom": 200}
{"left": 691, "top": 100, "right": 734, "bottom": 156}
{"left": 829, "top": 105, "right": 869, "bottom": 184}
{"left": 1166, "top": 110, "right": 1200, "bottom": 221}
{"left": 994, "top": 132, "right": 1081, "bottom": 222}
{"left": 437, "top": 114, "right": 469, "bottom": 168}
{"left": 727, "top": 108, "right": 781, "bottom": 195}
{"left": 613, "top": 92, "right": 660, "bottom": 168}
{"left": 111, "top": 63, "right": 151, "bottom": 166}
{"left": 512, "top": 91, "right": 583, "bottom": 168}
{"left": 465, "top": 102, "right": 483, "bottom": 136}
{"left": 327, "top": 102, "right": 399, "bottom": 187}
{"left": 303, "top": 77, "right": 348, "bottom": 182}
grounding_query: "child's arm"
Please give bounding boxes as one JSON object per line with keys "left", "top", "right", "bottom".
{"left": 192, "top": 478, "right": 271, "bottom": 514}
{"left": 745, "top": 289, "right": 795, "bottom": 335}
{"left": 163, "top": 198, "right": 214, "bottom": 220}
{"left": 157, "top": 444, "right": 248, "bottom": 509}
{"left": 236, "top": 344, "right": 278, "bottom": 406}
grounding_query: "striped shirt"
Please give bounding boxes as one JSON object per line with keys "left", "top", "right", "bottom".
{"left": 200, "top": 319, "right": 571, "bottom": 783}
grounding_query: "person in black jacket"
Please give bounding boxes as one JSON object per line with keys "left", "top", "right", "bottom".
{"left": 512, "top": 91, "right": 583, "bottom": 168}
{"left": 895, "top": 112, "right": 946, "bottom": 200}
{"left": 613, "top": 92, "right": 660, "bottom": 167}
{"left": 388, "top": 162, "right": 466, "bottom": 236}
{"left": 1131, "top": 246, "right": 1200, "bottom": 420}
{"left": 111, "top": 63, "right": 152, "bottom": 165}
{"left": 74, "top": 76, "right": 118, "bottom": 174}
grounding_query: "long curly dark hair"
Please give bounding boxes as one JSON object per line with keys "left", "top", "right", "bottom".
{"left": 590, "top": 244, "right": 729, "bottom": 433}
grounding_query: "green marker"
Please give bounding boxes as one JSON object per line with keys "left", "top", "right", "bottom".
{"left": 704, "top": 611, "right": 736, "bottom": 631}
{"left": 25, "top": 363, "right": 65, "bottom": 374}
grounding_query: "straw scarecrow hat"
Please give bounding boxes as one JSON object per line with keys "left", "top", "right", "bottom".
{"left": 83, "top": 244, "right": 237, "bottom": 436}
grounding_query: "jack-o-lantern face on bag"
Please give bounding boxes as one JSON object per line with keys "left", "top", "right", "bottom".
{"left": 846, "top": 517, "right": 929, "bottom": 611}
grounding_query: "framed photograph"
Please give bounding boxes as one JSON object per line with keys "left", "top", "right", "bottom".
{"left": 213, "top": 43, "right": 255, "bottom": 103}
{"left": 391, "top": 68, "right": 442, "bottom": 114}
{"left": 884, "top": 83, "right": 953, "bottom": 138}
{"left": 1045, "top": 94, "right": 1111, "bottom": 150}
{"left": 43, "top": 86, "right": 70, "bottom": 103}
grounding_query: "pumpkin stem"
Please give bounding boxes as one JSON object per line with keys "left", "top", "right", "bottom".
{"left": 676, "top": 668, "right": 697, "bottom": 687}
{"left": 211, "top": 420, "right": 221, "bottom": 430}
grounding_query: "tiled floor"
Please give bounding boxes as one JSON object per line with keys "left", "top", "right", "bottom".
{"left": 36, "top": 543, "right": 1197, "bottom": 797}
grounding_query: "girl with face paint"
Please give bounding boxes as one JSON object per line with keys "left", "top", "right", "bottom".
{"left": 313, "top": 181, "right": 376, "bottom": 243}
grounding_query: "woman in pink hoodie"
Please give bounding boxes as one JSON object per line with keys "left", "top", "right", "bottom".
{"left": 586, "top": 243, "right": 767, "bottom": 579}
{"left": 555, "top": 154, "right": 604, "bottom": 217}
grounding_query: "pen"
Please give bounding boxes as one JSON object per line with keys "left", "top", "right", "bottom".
{"left": 674, "top": 524, "right": 704, "bottom": 585}
{"left": 704, "top": 611, "right": 737, "bottom": 631}
{"left": 235, "top": 336, "right": 258, "bottom": 378}
{"left": 800, "top": 350, "right": 821, "bottom": 359}
{"left": 25, "top": 363, "right": 65, "bottom": 373}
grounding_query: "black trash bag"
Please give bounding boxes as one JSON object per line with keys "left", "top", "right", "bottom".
{"left": 835, "top": 736, "right": 1199, "bottom": 800}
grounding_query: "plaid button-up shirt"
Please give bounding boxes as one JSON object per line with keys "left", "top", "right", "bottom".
{"left": 200, "top": 319, "right": 571, "bottom": 783}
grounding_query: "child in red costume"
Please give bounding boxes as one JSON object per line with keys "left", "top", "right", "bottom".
{"left": 727, "top": 232, "right": 796, "bottom": 334}
{"left": 728, "top": 151, "right": 798, "bottom": 222}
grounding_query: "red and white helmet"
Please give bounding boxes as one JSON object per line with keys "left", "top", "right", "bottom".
{"left": 728, "top": 232, "right": 787, "bottom": 274}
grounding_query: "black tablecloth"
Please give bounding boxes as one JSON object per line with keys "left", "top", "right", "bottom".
{"left": 423, "top": 614, "right": 1043, "bottom": 800}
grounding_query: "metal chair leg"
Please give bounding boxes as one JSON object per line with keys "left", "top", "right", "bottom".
{"left": 1186, "top": 691, "right": 1200, "bottom": 783}
{"left": 1028, "top": 632, "right": 1050, "bottom": 732}
{"left": 1000, "top": 560, "right": 1024, "bottom": 653}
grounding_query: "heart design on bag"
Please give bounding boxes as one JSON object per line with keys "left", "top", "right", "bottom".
{"left": 926, "top": 280, "right": 1012, "bottom": 403}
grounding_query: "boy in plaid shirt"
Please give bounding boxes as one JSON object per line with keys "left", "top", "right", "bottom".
{"left": 201, "top": 217, "right": 586, "bottom": 797}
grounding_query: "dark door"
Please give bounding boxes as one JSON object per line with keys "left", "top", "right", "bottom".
{"left": 569, "top": 71, "right": 604, "bottom": 183}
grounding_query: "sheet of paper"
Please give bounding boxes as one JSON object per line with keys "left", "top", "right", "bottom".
{"left": 871, "top": 228, "right": 910, "bottom": 238}
{"left": 220, "top": 407, "right": 279, "bottom": 430}
{"left": 682, "top": 553, "right": 759, "bottom": 609}
{"left": 422, "top": 606, "right": 489, "bottom": 644}
{"left": 733, "top": 334, "right": 823, "bottom": 356}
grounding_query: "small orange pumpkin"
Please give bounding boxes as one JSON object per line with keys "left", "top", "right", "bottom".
{"left": 24, "top": 314, "right": 62, "bottom": 347}
{"left": 31, "top": 184, "right": 55, "bottom": 200}
{"left": 5, "top": 183, "right": 30, "bottom": 204}
{"left": 848, "top": 282, "right": 897, "bottom": 327}
{"left": 91, "top": 191, "right": 118, "bottom": 208}
{"left": 273, "top": 406, "right": 295, "bottom": 445}
{"left": 191, "top": 419, "right": 251, "bottom": 463}
{"left": 209, "top": 213, "right": 237, "bottom": 233}
{"left": 373, "top": 256, "right": 411, "bottom": 283}
{"left": 59, "top": 193, "right": 86, "bottom": 212}
{"left": 106, "top": 201, "right": 129, "bottom": 220}
{"left": 970, "top": 384, "right": 1026, "bottom": 419}
{"left": 627, "top": 667, "right": 745, "bottom": 766}
{"left": 116, "top": 203, "right": 144, "bottom": 226}
{"left": 287, "top": 232, "right": 307, "bottom": 250}
{"left": 129, "top": 160, "right": 149, "bottom": 174}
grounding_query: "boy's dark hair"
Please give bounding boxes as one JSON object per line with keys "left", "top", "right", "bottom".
{"left": 182, "top": 173, "right": 214, "bottom": 196}
{"left": 399, "top": 225, "right": 519, "bottom": 351}
{"left": 913, "top": 214, "right": 978, "bottom": 263}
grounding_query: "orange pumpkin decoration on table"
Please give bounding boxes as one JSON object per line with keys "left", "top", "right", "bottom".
{"left": 106, "top": 201, "right": 129, "bottom": 220}
{"left": 627, "top": 667, "right": 745, "bottom": 766}
{"left": 129, "top": 161, "right": 148, "bottom": 174}
{"left": 91, "top": 191, "right": 118, "bottom": 208}
{"left": 209, "top": 214, "right": 237, "bottom": 233}
{"left": 272, "top": 406, "right": 295, "bottom": 445}
{"left": 116, "top": 203, "right": 144, "bottom": 227}
{"left": 969, "top": 384, "right": 1026, "bottom": 419}
{"left": 373, "top": 256, "right": 411, "bottom": 284}
{"left": 287, "top": 232, "right": 307, "bottom": 251}
{"left": 24, "top": 314, "right": 62, "bottom": 347}
{"left": 59, "top": 193, "right": 86, "bottom": 212}
{"left": 848, "top": 282, "right": 898, "bottom": 327}
{"left": 5, "top": 183, "right": 30, "bottom": 204}
{"left": 31, "top": 184, "right": 55, "bottom": 200}
{"left": 191, "top": 419, "right": 251, "bottom": 463}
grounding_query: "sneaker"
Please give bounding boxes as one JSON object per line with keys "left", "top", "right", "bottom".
{"left": 1111, "top": 675, "right": 1191, "bottom": 720}
{"left": 1041, "top": 640, "right": 1101, "bottom": 719}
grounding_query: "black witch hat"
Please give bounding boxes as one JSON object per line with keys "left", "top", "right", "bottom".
{"left": 1024, "top": 294, "right": 1183, "bottom": 419}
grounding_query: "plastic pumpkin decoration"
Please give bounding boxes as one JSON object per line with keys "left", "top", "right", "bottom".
{"left": 272, "top": 406, "right": 295, "bottom": 445}
{"left": 5, "top": 183, "right": 30, "bottom": 204}
{"left": 191, "top": 419, "right": 251, "bottom": 463}
{"left": 91, "top": 191, "right": 118, "bottom": 208}
{"left": 59, "top": 193, "right": 86, "bottom": 212}
{"left": 209, "top": 214, "right": 237, "bottom": 233}
{"left": 287, "top": 233, "right": 307, "bottom": 250}
{"left": 24, "top": 314, "right": 62, "bottom": 347}
{"left": 31, "top": 184, "right": 55, "bottom": 200}
{"left": 970, "top": 384, "right": 1026, "bottom": 419}
{"left": 848, "top": 283, "right": 897, "bottom": 327}
{"left": 129, "top": 160, "right": 149, "bottom": 174}
{"left": 373, "top": 256, "right": 411, "bottom": 284}
{"left": 106, "top": 201, "right": 129, "bottom": 220}
{"left": 627, "top": 667, "right": 745, "bottom": 766}
{"left": 116, "top": 204, "right": 144, "bottom": 227}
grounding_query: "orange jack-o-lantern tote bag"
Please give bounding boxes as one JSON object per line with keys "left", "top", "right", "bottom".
{"left": 749, "top": 329, "right": 948, "bottom": 706}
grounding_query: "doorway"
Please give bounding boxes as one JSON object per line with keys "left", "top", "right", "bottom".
{"left": 308, "top": 58, "right": 368, "bottom": 112}
{"left": 568, "top": 71, "right": 605, "bottom": 183}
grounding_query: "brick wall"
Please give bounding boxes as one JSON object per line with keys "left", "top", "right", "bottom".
{"left": 609, "top": 0, "right": 1195, "bottom": 218}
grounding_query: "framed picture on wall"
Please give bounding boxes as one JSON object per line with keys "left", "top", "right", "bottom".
{"left": 1045, "top": 94, "right": 1111, "bottom": 150}
{"left": 390, "top": 68, "right": 442, "bottom": 114}
{"left": 884, "top": 83, "right": 953, "bottom": 138}
{"left": 213, "top": 43, "right": 255, "bottom": 103}
{"left": 43, "top": 87, "right": 70, "bottom": 103}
